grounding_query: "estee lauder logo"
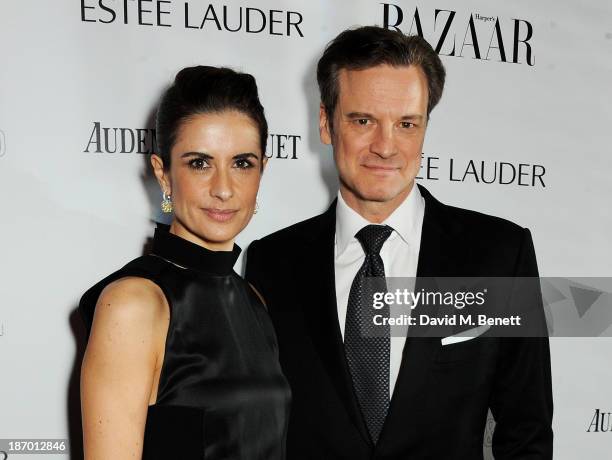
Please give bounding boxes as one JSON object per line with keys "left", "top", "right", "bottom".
{"left": 417, "top": 154, "right": 546, "bottom": 187}
{"left": 83, "top": 122, "right": 301, "bottom": 159}
{"left": 381, "top": 3, "right": 535, "bottom": 66}
{"left": 587, "top": 409, "right": 612, "bottom": 432}
{"left": 80, "top": 1, "right": 304, "bottom": 37}
{"left": 184, "top": 4, "right": 303, "bottom": 36}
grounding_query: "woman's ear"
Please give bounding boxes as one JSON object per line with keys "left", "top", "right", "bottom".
{"left": 261, "top": 155, "right": 269, "bottom": 173}
{"left": 150, "top": 154, "right": 171, "bottom": 195}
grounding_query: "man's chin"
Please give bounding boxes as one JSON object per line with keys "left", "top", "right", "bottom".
{"left": 340, "top": 179, "right": 413, "bottom": 205}
{"left": 356, "top": 190, "right": 404, "bottom": 204}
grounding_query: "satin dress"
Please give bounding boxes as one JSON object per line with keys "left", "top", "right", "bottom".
{"left": 80, "top": 224, "right": 290, "bottom": 459}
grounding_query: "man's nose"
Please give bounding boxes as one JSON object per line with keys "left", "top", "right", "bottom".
{"left": 370, "top": 123, "right": 397, "bottom": 158}
{"left": 210, "top": 168, "right": 234, "bottom": 201}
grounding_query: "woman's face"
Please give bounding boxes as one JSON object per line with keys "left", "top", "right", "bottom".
{"left": 152, "top": 111, "right": 266, "bottom": 251}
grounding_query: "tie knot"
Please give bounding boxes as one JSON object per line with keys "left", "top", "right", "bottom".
{"left": 355, "top": 224, "right": 393, "bottom": 255}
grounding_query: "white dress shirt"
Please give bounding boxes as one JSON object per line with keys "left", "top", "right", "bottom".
{"left": 334, "top": 184, "right": 425, "bottom": 396}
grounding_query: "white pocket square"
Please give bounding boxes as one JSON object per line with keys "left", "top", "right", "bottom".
{"left": 440, "top": 325, "right": 491, "bottom": 346}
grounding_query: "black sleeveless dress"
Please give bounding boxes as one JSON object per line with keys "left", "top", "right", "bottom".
{"left": 79, "top": 224, "right": 291, "bottom": 460}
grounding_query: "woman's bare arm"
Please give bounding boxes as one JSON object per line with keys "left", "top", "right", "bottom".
{"left": 80, "top": 277, "right": 169, "bottom": 460}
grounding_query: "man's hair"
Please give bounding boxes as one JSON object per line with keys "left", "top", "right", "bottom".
{"left": 316, "top": 26, "right": 446, "bottom": 130}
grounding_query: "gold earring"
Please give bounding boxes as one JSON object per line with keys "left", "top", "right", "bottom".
{"left": 253, "top": 200, "right": 259, "bottom": 215}
{"left": 161, "top": 192, "right": 173, "bottom": 213}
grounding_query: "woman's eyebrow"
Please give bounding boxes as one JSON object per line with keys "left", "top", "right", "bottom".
{"left": 180, "top": 151, "right": 213, "bottom": 159}
{"left": 233, "top": 152, "right": 260, "bottom": 160}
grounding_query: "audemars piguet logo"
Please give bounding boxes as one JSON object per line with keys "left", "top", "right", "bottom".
{"left": 587, "top": 409, "right": 611, "bottom": 432}
{"left": 266, "top": 134, "right": 301, "bottom": 160}
{"left": 83, "top": 122, "right": 156, "bottom": 154}
{"left": 83, "top": 122, "right": 302, "bottom": 159}
{"left": 381, "top": 3, "right": 535, "bottom": 66}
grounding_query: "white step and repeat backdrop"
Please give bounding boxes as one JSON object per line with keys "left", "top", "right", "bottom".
{"left": 1, "top": 1, "right": 611, "bottom": 458}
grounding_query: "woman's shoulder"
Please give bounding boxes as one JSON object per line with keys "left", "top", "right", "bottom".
{"left": 90, "top": 275, "right": 168, "bottom": 337}
{"left": 99, "top": 275, "right": 166, "bottom": 308}
{"left": 79, "top": 255, "right": 171, "bottom": 335}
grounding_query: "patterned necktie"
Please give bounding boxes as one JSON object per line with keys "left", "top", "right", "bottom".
{"left": 344, "top": 224, "right": 393, "bottom": 444}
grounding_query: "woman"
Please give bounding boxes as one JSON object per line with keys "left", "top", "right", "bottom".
{"left": 79, "top": 66, "right": 290, "bottom": 459}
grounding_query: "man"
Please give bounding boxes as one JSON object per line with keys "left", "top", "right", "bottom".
{"left": 246, "top": 26, "right": 553, "bottom": 459}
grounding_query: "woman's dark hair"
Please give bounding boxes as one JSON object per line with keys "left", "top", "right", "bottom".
{"left": 155, "top": 65, "right": 268, "bottom": 169}
{"left": 317, "top": 26, "right": 446, "bottom": 131}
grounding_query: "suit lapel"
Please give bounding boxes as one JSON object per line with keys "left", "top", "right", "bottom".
{"left": 377, "top": 185, "right": 468, "bottom": 452}
{"left": 297, "top": 201, "right": 372, "bottom": 446}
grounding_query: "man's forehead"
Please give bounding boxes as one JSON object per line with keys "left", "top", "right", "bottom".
{"left": 336, "top": 64, "right": 428, "bottom": 111}
{"left": 338, "top": 63, "right": 425, "bottom": 83}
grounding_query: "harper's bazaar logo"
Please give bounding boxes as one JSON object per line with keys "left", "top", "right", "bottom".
{"left": 587, "top": 409, "right": 612, "bottom": 433}
{"left": 81, "top": 1, "right": 304, "bottom": 37}
{"left": 381, "top": 3, "right": 535, "bottom": 66}
{"left": 83, "top": 122, "right": 301, "bottom": 159}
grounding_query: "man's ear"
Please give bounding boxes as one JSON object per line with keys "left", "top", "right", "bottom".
{"left": 150, "top": 154, "right": 171, "bottom": 195}
{"left": 319, "top": 103, "right": 332, "bottom": 146}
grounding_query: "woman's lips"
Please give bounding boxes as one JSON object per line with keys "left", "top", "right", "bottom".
{"left": 204, "top": 208, "right": 238, "bottom": 222}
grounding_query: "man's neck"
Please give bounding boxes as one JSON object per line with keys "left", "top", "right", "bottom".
{"left": 339, "top": 182, "right": 414, "bottom": 224}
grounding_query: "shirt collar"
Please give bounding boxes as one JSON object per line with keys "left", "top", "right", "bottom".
{"left": 335, "top": 183, "right": 424, "bottom": 257}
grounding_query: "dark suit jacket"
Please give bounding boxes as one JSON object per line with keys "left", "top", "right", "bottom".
{"left": 245, "top": 185, "right": 553, "bottom": 460}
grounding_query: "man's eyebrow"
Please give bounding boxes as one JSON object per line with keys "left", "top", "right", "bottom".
{"left": 180, "top": 151, "right": 213, "bottom": 159}
{"left": 344, "top": 112, "right": 425, "bottom": 121}
{"left": 345, "top": 112, "right": 373, "bottom": 119}
{"left": 400, "top": 114, "right": 425, "bottom": 121}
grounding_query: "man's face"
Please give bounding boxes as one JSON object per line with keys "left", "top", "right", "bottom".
{"left": 320, "top": 64, "right": 429, "bottom": 213}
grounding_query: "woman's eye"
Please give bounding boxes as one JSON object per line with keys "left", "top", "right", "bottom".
{"left": 188, "top": 158, "right": 209, "bottom": 170}
{"left": 234, "top": 158, "right": 254, "bottom": 169}
{"left": 356, "top": 118, "right": 370, "bottom": 126}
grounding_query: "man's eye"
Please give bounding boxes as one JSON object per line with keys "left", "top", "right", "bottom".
{"left": 400, "top": 121, "right": 415, "bottom": 129}
{"left": 188, "top": 158, "right": 209, "bottom": 170}
{"left": 356, "top": 119, "right": 370, "bottom": 126}
{"left": 234, "top": 158, "right": 254, "bottom": 169}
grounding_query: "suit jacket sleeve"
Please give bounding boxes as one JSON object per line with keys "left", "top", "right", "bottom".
{"left": 490, "top": 228, "right": 554, "bottom": 459}
{"left": 245, "top": 239, "right": 268, "bottom": 304}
